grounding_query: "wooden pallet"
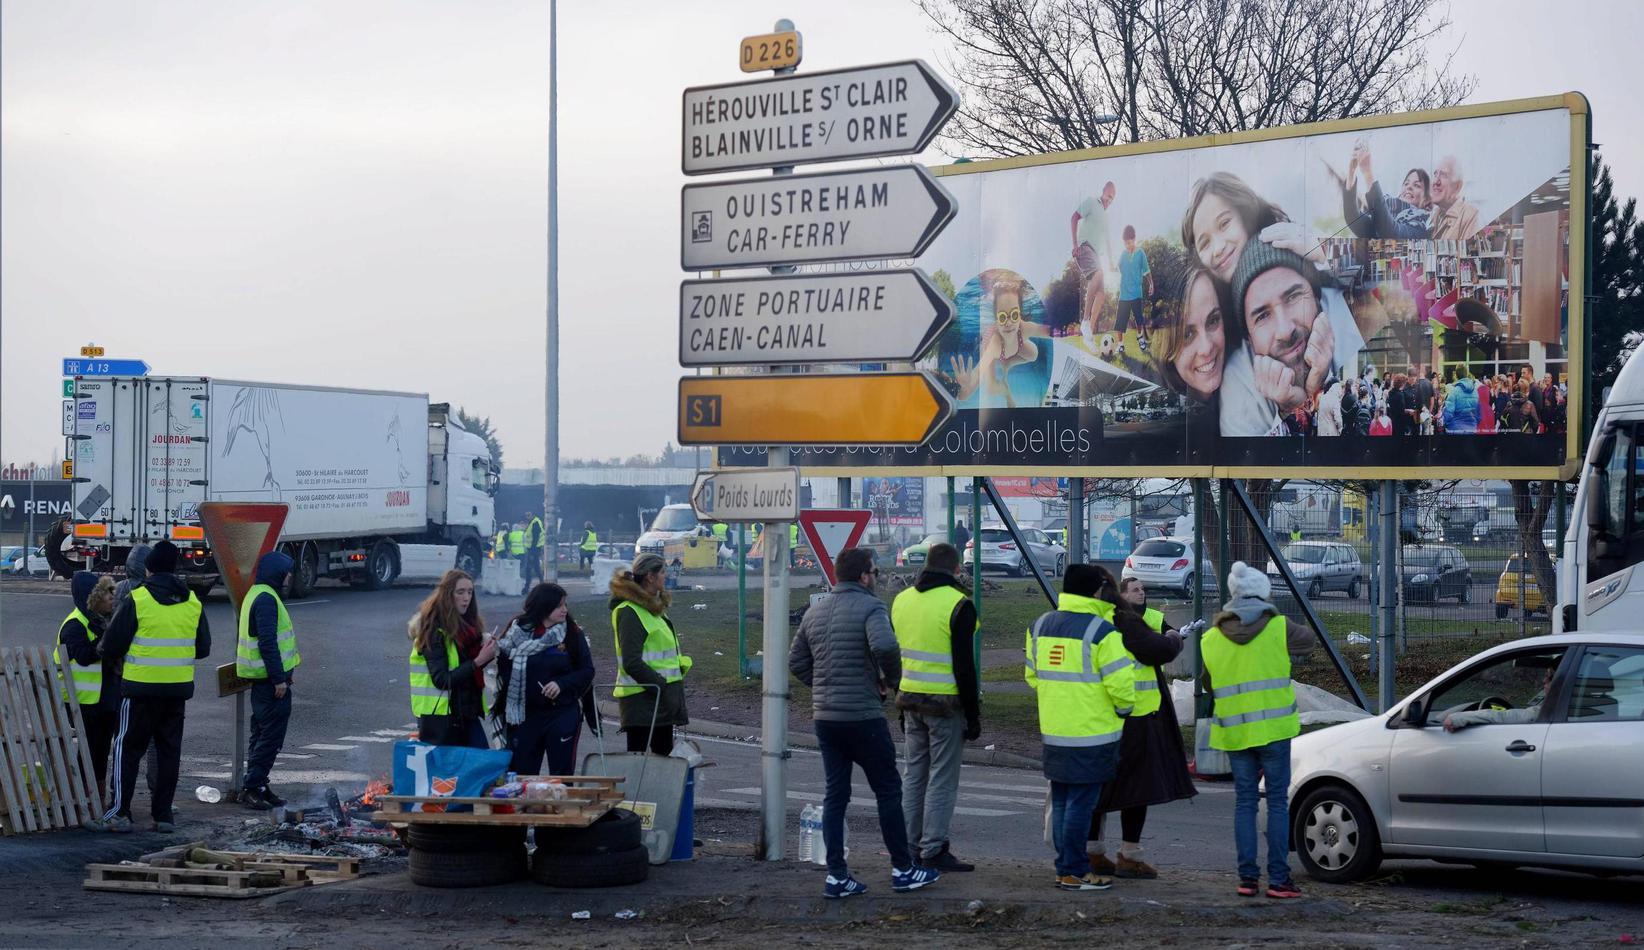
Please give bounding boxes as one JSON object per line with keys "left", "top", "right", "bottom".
{"left": 139, "top": 842, "right": 362, "bottom": 882}
{"left": 0, "top": 647, "right": 104, "bottom": 835}
{"left": 373, "top": 776, "right": 623, "bottom": 828}
{"left": 83, "top": 863, "right": 309, "bottom": 899}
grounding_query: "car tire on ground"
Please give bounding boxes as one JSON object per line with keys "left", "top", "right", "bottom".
{"left": 406, "top": 823, "right": 527, "bottom": 853}
{"left": 1458, "top": 581, "right": 1471, "bottom": 604}
{"left": 1347, "top": 577, "right": 1361, "bottom": 599}
{"left": 1495, "top": 602, "right": 1509, "bottom": 619}
{"left": 1307, "top": 578, "right": 1324, "bottom": 600}
{"left": 532, "top": 808, "right": 643, "bottom": 856}
{"left": 1293, "top": 783, "right": 1382, "bottom": 884}
{"left": 1054, "top": 555, "right": 1066, "bottom": 577}
{"left": 530, "top": 842, "right": 649, "bottom": 888}
{"left": 1179, "top": 573, "right": 1194, "bottom": 600}
{"left": 408, "top": 843, "right": 526, "bottom": 888}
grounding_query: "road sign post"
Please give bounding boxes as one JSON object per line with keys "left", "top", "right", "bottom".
{"left": 679, "top": 269, "right": 953, "bottom": 367}
{"left": 680, "top": 164, "right": 956, "bottom": 271}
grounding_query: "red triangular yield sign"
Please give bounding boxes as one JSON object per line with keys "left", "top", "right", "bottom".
{"left": 798, "top": 509, "right": 873, "bottom": 587}
{"left": 198, "top": 502, "right": 289, "bottom": 612}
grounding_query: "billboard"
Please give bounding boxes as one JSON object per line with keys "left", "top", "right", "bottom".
{"left": 862, "top": 476, "right": 924, "bottom": 527}
{"left": 720, "top": 94, "right": 1588, "bottom": 478}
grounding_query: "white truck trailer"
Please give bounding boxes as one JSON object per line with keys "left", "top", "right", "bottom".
{"left": 1559, "top": 345, "right": 1644, "bottom": 632}
{"left": 56, "top": 377, "right": 496, "bottom": 596}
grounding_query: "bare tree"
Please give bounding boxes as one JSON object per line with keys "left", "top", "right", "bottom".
{"left": 917, "top": 0, "right": 1475, "bottom": 156}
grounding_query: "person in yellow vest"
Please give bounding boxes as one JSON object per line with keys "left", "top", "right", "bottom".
{"left": 493, "top": 525, "right": 509, "bottom": 560}
{"left": 788, "top": 522, "right": 800, "bottom": 568}
{"left": 1202, "top": 561, "right": 1314, "bottom": 899}
{"left": 1087, "top": 576, "right": 1197, "bottom": 880}
{"left": 891, "top": 542, "right": 980, "bottom": 874}
{"left": 524, "top": 512, "right": 545, "bottom": 585}
{"left": 579, "top": 521, "right": 599, "bottom": 569}
{"left": 1025, "top": 564, "right": 1135, "bottom": 891}
{"left": 608, "top": 552, "right": 690, "bottom": 756}
{"left": 507, "top": 524, "right": 527, "bottom": 561}
{"left": 236, "top": 551, "right": 300, "bottom": 810}
{"left": 408, "top": 569, "right": 496, "bottom": 747}
{"left": 98, "top": 541, "right": 210, "bottom": 834}
{"left": 56, "top": 572, "right": 118, "bottom": 805}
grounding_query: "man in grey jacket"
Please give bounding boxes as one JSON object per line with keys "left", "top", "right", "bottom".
{"left": 790, "top": 547, "right": 939, "bottom": 899}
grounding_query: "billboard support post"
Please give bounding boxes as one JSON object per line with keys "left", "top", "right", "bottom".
{"left": 1191, "top": 479, "right": 1206, "bottom": 718}
{"left": 1378, "top": 481, "right": 1398, "bottom": 712}
{"left": 838, "top": 477, "right": 851, "bottom": 508}
{"left": 970, "top": 479, "right": 982, "bottom": 626}
{"left": 1068, "top": 478, "right": 1084, "bottom": 563}
{"left": 737, "top": 523, "right": 749, "bottom": 679}
{"left": 946, "top": 477, "right": 955, "bottom": 541}
{"left": 1229, "top": 480, "right": 1369, "bottom": 711}
{"left": 980, "top": 478, "right": 1056, "bottom": 608}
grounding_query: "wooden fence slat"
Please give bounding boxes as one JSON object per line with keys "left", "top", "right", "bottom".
{"left": 0, "top": 652, "right": 31, "bottom": 835}
{"left": 36, "top": 649, "right": 98, "bottom": 825}
{"left": 0, "top": 651, "right": 45, "bottom": 832}
{"left": 20, "top": 651, "right": 73, "bottom": 829}
{"left": 49, "top": 649, "right": 106, "bottom": 818}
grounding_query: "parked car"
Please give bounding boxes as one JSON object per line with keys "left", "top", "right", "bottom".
{"left": 1265, "top": 541, "right": 1362, "bottom": 599}
{"left": 963, "top": 526, "right": 1066, "bottom": 577}
{"left": 1120, "top": 537, "right": 1216, "bottom": 599}
{"left": 3, "top": 545, "right": 49, "bottom": 576}
{"left": 898, "top": 533, "right": 949, "bottom": 568}
{"left": 1495, "top": 555, "right": 1553, "bottom": 619}
{"left": 635, "top": 504, "right": 709, "bottom": 556}
{"left": 1289, "top": 633, "right": 1644, "bottom": 883}
{"left": 1400, "top": 544, "right": 1473, "bottom": 603}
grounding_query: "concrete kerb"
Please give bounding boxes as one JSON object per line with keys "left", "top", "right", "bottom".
{"left": 595, "top": 700, "right": 1042, "bottom": 771}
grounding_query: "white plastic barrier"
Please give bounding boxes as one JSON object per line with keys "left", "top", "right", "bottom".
{"left": 481, "top": 558, "right": 525, "bottom": 597}
{"left": 590, "top": 557, "right": 625, "bottom": 596}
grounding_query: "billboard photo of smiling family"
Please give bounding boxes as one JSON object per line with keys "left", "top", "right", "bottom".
{"left": 720, "top": 94, "right": 1588, "bottom": 480}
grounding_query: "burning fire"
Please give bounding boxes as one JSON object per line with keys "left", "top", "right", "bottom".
{"left": 358, "top": 777, "right": 392, "bottom": 807}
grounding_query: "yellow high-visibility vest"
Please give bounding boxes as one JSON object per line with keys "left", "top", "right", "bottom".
{"left": 124, "top": 588, "right": 201, "bottom": 686}
{"left": 891, "top": 585, "right": 971, "bottom": 696}
{"left": 1202, "top": 615, "right": 1299, "bottom": 751}
{"left": 53, "top": 609, "right": 103, "bottom": 704}
{"left": 236, "top": 584, "right": 301, "bottom": 679}
{"left": 610, "top": 601, "right": 683, "bottom": 697}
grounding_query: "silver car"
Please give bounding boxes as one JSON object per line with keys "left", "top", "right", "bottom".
{"left": 1265, "top": 541, "right": 1363, "bottom": 599}
{"left": 963, "top": 526, "right": 1066, "bottom": 577}
{"left": 1289, "top": 633, "right": 1644, "bottom": 883}
{"left": 1120, "top": 537, "right": 1215, "bottom": 599}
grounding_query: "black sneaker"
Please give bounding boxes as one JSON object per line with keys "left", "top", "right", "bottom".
{"left": 926, "top": 845, "right": 975, "bottom": 873}
{"left": 262, "top": 786, "right": 287, "bottom": 807}
{"left": 241, "top": 787, "right": 273, "bottom": 811}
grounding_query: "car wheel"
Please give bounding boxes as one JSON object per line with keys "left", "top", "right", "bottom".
{"left": 1180, "top": 572, "right": 1194, "bottom": 599}
{"left": 530, "top": 842, "right": 649, "bottom": 888}
{"left": 1293, "top": 783, "right": 1382, "bottom": 884}
{"left": 1054, "top": 555, "right": 1066, "bottom": 577}
{"left": 1307, "top": 578, "right": 1324, "bottom": 600}
{"left": 1347, "top": 578, "right": 1361, "bottom": 600}
{"left": 408, "top": 843, "right": 526, "bottom": 888}
{"left": 1458, "top": 580, "right": 1471, "bottom": 604}
{"left": 1495, "top": 603, "right": 1508, "bottom": 619}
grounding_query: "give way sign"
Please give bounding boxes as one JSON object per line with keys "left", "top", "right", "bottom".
{"left": 798, "top": 509, "right": 873, "bottom": 587}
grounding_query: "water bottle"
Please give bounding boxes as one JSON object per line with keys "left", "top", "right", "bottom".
{"left": 195, "top": 785, "right": 222, "bottom": 804}
{"left": 797, "top": 804, "right": 819, "bottom": 863}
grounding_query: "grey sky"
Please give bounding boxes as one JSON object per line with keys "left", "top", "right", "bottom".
{"left": 4, "top": 0, "right": 1638, "bottom": 469}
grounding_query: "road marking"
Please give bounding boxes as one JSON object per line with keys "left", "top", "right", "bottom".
{"left": 301, "top": 743, "right": 358, "bottom": 751}
{"left": 372, "top": 729, "right": 410, "bottom": 737}
{"left": 185, "top": 768, "right": 371, "bottom": 784}
{"left": 719, "top": 787, "right": 1017, "bottom": 817}
{"left": 401, "top": 722, "right": 417, "bottom": 729}
{"left": 961, "top": 780, "right": 1052, "bottom": 794}
{"left": 337, "top": 736, "right": 396, "bottom": 743}
{"left": 285, "top": 599, "right": 331, "bottom": 607}
{"left": 277, "top": 752, "right": 316, "bottom": 760}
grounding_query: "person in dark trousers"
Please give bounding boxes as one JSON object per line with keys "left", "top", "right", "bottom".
{"left": 99, "top": 541, "right": 210, "bottom": 833}
{"left": 579, "top": 521, "right": 600, "bottom": 569}
{"left": 523, "top": 512, "right": 545, "bottom": 586}
{"left": 609, "top": 553, "right": 690, "bottom": 755}
{"left": 790, "top": 547, "right": 940, "bottom": 899}
{"left": 951, "top": 520, "right": 970, "bottom": 555}
{"left": 236, "top": 551, "right": 299, "bottom": 809}
{"left": 56, "top": 572, "right": 118, "bottom": 809}
{"left": 891, "top": 542, "right": 980, "bottom": 873}
{"left": 109, "top": 544, "right": 164, "bottom": 802}
{"left": 408, "top": 570, "right": 496, "bottom": 748}
{"left": 1088, "top": 576, "right": 1197, "bottom": 879}
{"left": 497, "top": 582, "right": 596, "bottom": 775}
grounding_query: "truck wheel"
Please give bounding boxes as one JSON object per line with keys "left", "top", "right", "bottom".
{"left": 456, "top": 539, "right": 483, "bottom": 580}
{"left": 286, "top": 543, "right": 317, "bottom": 599}
{"left": 363, "top": 541, "right": 398, "bottom": 590}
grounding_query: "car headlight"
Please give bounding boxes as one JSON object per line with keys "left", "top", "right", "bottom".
{"left": 1411, "top": 573, "right": 1429, "bottom": 584}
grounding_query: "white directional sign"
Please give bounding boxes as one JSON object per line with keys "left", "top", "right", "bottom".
{"left": 690, "top": 467, "right": 801, "bottom": 523}
{"left": 61, "top": 400, "right": 75, "bottom": 436}
{"left": 681, "top": 164, "right": 956, "bottom": 271}
{"left": 683, "top": 60, "right": 958, "bottom": 176}
{"left": 679, "top": 269, "right": 953, "bottom": 367}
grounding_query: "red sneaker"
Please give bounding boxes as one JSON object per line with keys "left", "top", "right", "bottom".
{"left": 1266, "top": 881, "right": 1303, "bottom": 899}
{"left": 1236, "top": 879, "right": 1259, "bottom": 897}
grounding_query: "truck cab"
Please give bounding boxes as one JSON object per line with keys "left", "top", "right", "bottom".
{"left": 1560, "top": 347, "right": 1644, "bottom": 632}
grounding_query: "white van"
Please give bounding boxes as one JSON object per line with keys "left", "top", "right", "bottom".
{"left": 1559, "top": 347, "right": 1644, "bottom": 632}
{"left": 636, "top": 503, "right": 708, "bottom": 556}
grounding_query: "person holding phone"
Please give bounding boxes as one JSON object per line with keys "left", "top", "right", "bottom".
{"left": 497, "top": 583, "right": 595, "bottom": 775}
{"left": 408, "top": 570, "right": 496, "bottom": 748}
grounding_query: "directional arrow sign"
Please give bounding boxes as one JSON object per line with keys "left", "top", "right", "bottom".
{"left": 682, "top": 59, "right": 958, "bottom": 175}
{"left": 690, "top": 467, "right": 801, "bottom": 523}
{"left": 62, "top": 358, "right": 150, "bottom": 377}
{"left": 678, "top": 372, "right": 952, "bottom": 447}
{"left": 797, "top": 509, "right": 873, "bottom": 587}
{"left": 681, "top": 164, "right": 955, "bottom": 271}
{"left": 679, "top": 269, "right": 953, "bottom": 367}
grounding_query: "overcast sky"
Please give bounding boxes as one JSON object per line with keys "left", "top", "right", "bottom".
{"left": 4, "top": 0, "right": 1640, "bottom": 469}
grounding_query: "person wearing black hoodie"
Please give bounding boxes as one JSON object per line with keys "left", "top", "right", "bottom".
{"left": 99, "top": 540, "right": 210, "bottom": 833}
{"left": 237, "top": 551, "right": 299, "bottom": 809}
{"left": 56, "top": 571, "right": 118, "bottom": 804}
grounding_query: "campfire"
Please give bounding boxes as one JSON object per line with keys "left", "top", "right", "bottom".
{"left": 351, "top": 777, "right": 393, "bottom": 810}
{"left": 223, "top": 780, "right": 406, "bottom": 858}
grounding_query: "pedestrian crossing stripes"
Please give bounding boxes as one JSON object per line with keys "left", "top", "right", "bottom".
{"left": 337, "top": 735, "right": 397, "bottom": 743}
{"left": 720, "top": 787, "right": 1017, "bottom": 818}
{"left": 300, "top": 743, "right": 358, "bottom": 751}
